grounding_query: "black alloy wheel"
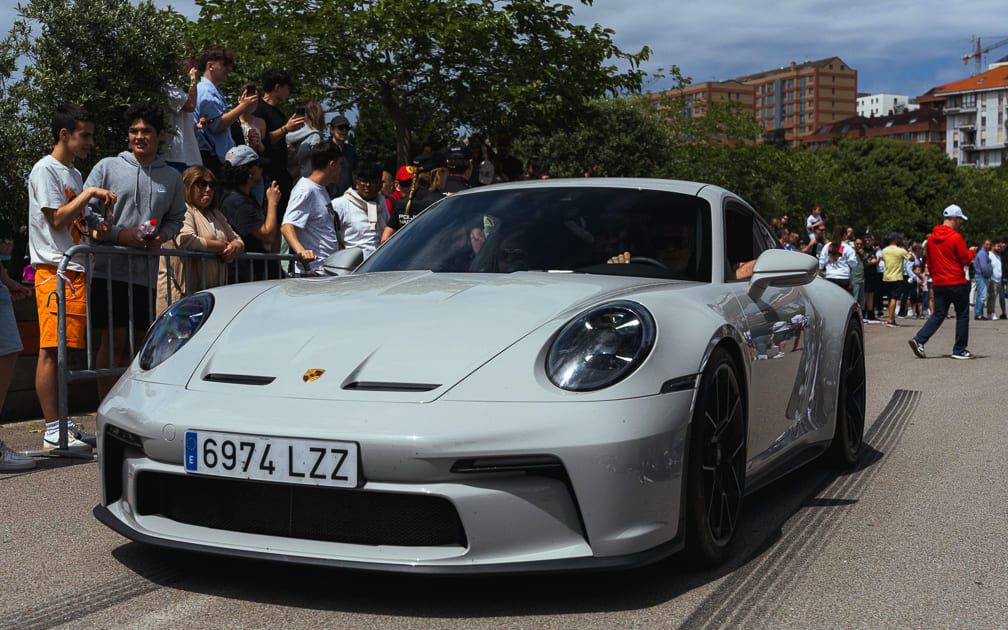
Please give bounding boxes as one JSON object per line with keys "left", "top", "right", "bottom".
{"left": 686, "top": 348, "right": 746, "bottom": 566}
{"left": 829, "top": 323, "right": 866, "bottom": 467}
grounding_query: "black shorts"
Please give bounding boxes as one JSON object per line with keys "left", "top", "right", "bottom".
{"left": 881, "top": 280, "right": 903, "bottom": 301}
{"left": 89, "top": 279, "right": 155, "bottom": 331}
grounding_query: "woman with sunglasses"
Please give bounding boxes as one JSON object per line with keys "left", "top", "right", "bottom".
{"left": 156, "top": 165, "right": 244, "bottom": 314}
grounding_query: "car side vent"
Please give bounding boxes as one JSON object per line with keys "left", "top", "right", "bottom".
{"left": 203, "top": 373, "right": 276, "bottom": 386}
{"left": 341, "top": 381, "right": 440, "bottom": 392}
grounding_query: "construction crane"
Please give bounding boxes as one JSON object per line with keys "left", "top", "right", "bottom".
{"left": 963, "top": 36, "right": 1008, "bottom": 75}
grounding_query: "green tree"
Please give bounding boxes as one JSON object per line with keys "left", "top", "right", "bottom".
{"left": 512, "top": 95, "right": 675, "bottom": 178}
{"left": 191, "top": 0, "right": 651, "bottom": 163}
{"left": 1, "top": 0, "right": 189, "bottom": 260}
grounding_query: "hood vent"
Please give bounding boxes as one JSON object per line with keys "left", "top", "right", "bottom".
{"left": 341, "top": 381, "right": 440, "bottom": 392}
{"left": 203, "top": 373, "right": 276, "bottom": 386}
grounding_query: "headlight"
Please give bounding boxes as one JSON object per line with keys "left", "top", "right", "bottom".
{"left": 139, "top": 293, "right": 214, "bottom": 370}
{"left": 546, "top": 301, "right": 656, "bottom": 391}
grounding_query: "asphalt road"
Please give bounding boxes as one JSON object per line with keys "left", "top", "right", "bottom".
{"left": 2, "top": 315, "right": 1006, "bottom": 629}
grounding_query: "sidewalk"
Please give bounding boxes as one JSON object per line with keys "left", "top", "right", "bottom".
{"left": 1, "top": 413, "right": 99, "bottom": 458}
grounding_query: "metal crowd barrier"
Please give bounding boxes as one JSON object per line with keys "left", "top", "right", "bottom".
{"left": 48, "top": 243, "right": 302, "bottom": 457}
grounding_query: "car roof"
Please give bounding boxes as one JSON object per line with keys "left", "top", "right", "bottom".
{"left": 449, "top": 178, "right": 721, "bottom": 198}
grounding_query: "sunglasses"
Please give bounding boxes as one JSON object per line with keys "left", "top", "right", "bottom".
{"left": 334, "top": 124, "right": 350, "bottom": 131}
{"left": 194, "top": 179, "right": 216, "bottom": 189}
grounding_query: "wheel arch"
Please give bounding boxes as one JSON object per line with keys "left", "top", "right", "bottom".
{"left": 695, "top": 324, "right": 750, "bottom": 411}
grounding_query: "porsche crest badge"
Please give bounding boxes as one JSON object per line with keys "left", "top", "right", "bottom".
{"left": 303, "top": 369, "right": 325, "bottom": 383}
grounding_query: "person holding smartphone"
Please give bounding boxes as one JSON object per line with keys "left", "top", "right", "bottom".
{"left": 255, "top": 69, "right": 305, "bottom": 219}
{"left": 286, "top": 101, "right": 325, "bottom": 178}
{"left": 238, "top": 83, "right": 266, "bottom": 155}
{"left": 193, "top": 46, "right": 258, "bottom": 176}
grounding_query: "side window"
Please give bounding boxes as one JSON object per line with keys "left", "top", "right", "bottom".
{"left": 724, "top": 202, "right": 766, "bottom": 282}
{"left": 754, "top": 217, "right": 779, "bottom": 252}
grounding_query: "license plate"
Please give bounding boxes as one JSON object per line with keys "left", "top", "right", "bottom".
{"left": 184, "top": 430, "right": 359, "bottom": 488}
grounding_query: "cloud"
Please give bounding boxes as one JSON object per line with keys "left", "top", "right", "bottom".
{"left": 570, "top": 0, "right": 1008, "bottom": 97}
{"left": 3, "top": 0, "right": 1004, "bottom": 100}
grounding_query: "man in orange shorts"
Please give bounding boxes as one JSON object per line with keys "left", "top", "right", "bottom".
{"left": 28, "top": 104, "right": 115, "bottom": 450}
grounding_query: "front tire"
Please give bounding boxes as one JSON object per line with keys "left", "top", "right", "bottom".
{"left": 686, "top": 348, "right": 747, "bottom": 566}
{"left": 828, "top": 323, "right": 866, "bottom": 467}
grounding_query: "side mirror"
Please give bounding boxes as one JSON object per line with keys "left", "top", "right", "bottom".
{"left": 747, "top": 249, "right": 818, "bottom": 301}
{"left": 322, "top": 247, "right": 364, "bottom": 276}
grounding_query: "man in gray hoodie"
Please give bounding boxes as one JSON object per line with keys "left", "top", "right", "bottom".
{"left": 84, "top": 101, "right": 185, "bottom": 397}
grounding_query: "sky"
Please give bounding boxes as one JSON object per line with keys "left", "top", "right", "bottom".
{"left": 1, "top": 0, "right": 1006, "bottom": 100}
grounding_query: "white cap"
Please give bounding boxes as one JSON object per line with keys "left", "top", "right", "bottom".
{"left": 943, "top": 204, "right": 968, "bottom": 221}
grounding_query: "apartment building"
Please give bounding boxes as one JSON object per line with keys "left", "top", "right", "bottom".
{"left": 802, "top": 108, "right": 945, "bottom": 148}
{"left": 651, "top": 80, "right": 755, "bottom": 118}
{"left": 937, "top": 65, "right": 1008, "bottom": 167}
{"left": 736, "top": 56, "right": 858, "bottom": 146}
{"left": 857, "top": 93, "right": 918, "bottom": 118}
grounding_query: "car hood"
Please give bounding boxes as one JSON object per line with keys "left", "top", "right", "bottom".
{"left": 189, "top": 271, "right": 679, "bottom": 402}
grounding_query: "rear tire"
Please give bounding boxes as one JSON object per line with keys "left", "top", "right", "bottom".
{"left": 685, "top": 348, "right": 746, "bottom": 566}
{"left": 829, "top": 323, "right": 866, "bottom": 467}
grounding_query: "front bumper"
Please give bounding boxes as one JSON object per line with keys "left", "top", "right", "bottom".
{"left": 96, "top": 380, "right": 694, "bottom": 572}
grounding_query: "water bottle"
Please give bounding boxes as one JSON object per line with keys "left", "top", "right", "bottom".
{"left": 139, "top": 218, "right": 158, "bottom": 241}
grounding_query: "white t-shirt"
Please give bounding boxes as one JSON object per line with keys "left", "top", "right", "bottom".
{"left": 28, "top": 155, "right": 86, "bottom": 271}
{"left": 992, "top": 252, "right": 1003, "bottom": 283}
{"left": 331, "top": 190, "right": 380, "bottom": 259}
{"left": 283, "top": 178, "right": 340, "bottom": 274}
{"left": 162, "top": 84, "right": 202, "bottom": 166}
{"left": 818, "top": 241, "right": 858, "bottom": 280}
{"left": 805, "top": 213, "right": 820, "bottom": 240}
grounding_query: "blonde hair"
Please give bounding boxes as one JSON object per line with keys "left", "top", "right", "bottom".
{"left": 304, "top": 100, "right": 324, "bottom": 132}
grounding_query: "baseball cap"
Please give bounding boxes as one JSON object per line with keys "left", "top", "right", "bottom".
{"left": 225, "top": 144, "right": 268, "bottom": 167}
{"left": 330, "top": 115, "right": 350, "bottom": 129}
{"left": 412, "top": 151, "right": 443, "bottom": 172}
{"left": 445, "top": 145, "right": 469, "bottom": 171}
{"left": 396, "top": 165, "right": 416, "bottom": 182}
{"left": 943, "top": 204, "right": 968, "bottom": 221}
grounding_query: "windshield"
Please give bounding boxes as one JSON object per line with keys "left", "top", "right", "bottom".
{"left": 360, "top": 186, "right": 712, "bottom": 282}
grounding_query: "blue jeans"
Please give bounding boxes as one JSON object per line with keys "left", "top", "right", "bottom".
{"left": 914, "top": 283, "right": 969, "bottom": 354}
{"left": 974, "top": 276, "right": 989, "bottom": 317}
{"left": 851, "top": 281, "right": 865, "bottom": 310}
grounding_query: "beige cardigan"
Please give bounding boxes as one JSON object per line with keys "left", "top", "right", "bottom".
{"left": 156, "top": 203, "right": 244, "bottom": 315}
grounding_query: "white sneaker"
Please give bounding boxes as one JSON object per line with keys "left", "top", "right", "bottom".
{"left": 992, "top": 315, "right": 1000, "bottom": 320}
{"left": 0, "top": 441, "right": 36, "bottom": 471}
{"left": 42, "top": 419, "right": 95, "bottom": 451}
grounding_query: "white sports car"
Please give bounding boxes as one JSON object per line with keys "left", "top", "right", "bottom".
{"left": 94, "top": 178, "right": 865, "bottom": 573}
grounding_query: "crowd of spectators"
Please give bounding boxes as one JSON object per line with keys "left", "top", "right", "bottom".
{"left": 771, "top": 203, "right": 998, "bottom": 364}
{"left": 770, "top": 206, "right": 1003, "bottom": 327}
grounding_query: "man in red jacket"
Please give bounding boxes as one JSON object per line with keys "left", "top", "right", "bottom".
{"left": 909, "top": 204, "right": 976, "bottom": 359}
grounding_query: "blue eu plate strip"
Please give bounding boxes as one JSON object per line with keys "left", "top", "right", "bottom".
{"left": 184, "top": 431, "right": 198, "bottom": 471}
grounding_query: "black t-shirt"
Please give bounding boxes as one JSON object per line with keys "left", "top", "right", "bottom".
{"left": 255, "top": 100, "right": 288, "bottom": 168}
{"left": 387, "top": 189, "right": 444, "bottom": 231}
{"left": 220, "top": 188, "right": 267, "bottom": 254}
{"left": 255, "top": 100, "right": 294, "bottom": 200}
{"left": 443, "top": 175, "right": 470, "bottom": 194}
{"left": 499, "top": 154, "right": 522, "bottom": 181}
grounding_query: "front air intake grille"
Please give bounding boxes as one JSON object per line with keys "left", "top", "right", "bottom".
{"left": 135, "top": 472, "right": 467, "bottom": 547}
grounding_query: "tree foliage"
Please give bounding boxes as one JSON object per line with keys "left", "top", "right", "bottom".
{"left": 190, "top": 0, "right": 651, "bottom": 163}
{"left": 522, "top": 101, "right": 1008, "bottom": 245}
{"left": 0, "top": 0, "right": 188, "bottom": 255}
{"left": 512, "top": 96, "right": 676, "bottom": 177}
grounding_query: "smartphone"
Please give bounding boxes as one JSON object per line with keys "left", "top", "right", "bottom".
{"left": 243, "top": 83, "right": 258, "bottom": 97}
{"left": 294, "top": 106, "right": 306, "bottom": 116}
